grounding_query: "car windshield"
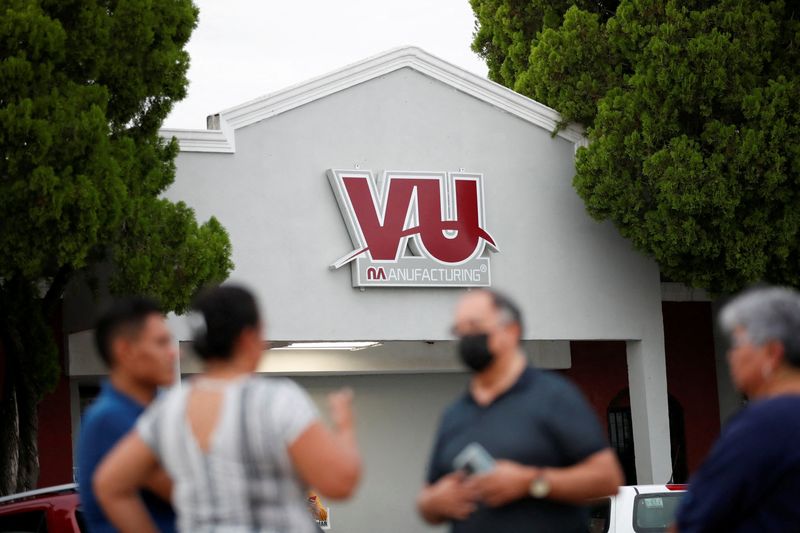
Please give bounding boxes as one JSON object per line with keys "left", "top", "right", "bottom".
{"left": 633, "top": 492, "right": 684, "bottom": 532}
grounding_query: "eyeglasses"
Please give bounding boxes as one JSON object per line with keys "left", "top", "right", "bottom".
{"left": 450, "top": 322, "right": 508, "bottom": 338}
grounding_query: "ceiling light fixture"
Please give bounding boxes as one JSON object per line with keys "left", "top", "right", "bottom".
{"left": 273, "top": 341, "right": 381, "bottom": 351}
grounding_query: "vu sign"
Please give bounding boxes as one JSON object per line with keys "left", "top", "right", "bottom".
{"left": 328, "top": 169, "right": 498, "bottom": 287}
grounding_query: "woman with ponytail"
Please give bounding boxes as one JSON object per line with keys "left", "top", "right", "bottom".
{"left": 94, "top": 284, "right": 361, "bottom": 532}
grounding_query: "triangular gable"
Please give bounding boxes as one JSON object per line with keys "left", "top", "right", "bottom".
{"left": 159, "top": 46, "right": 586, "bottom": 153}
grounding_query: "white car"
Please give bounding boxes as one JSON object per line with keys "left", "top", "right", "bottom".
{"left": 589, "top": 484, "right": 687, "bottom": 533}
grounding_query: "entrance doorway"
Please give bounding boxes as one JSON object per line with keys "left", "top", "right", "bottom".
{"left": 607, "top": 389, "right": 688, "bottom": 484}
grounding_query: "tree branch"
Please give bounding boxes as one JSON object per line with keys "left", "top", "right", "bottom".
{"left": 41, "top": 266, "right": 72, "bottom": 317}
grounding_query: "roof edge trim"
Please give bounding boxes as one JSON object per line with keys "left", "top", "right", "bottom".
{"left": 161, "top": 46, "right": 586, "bottom": 153}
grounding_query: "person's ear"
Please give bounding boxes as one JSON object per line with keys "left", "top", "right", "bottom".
{"left": 500, "top": 322, "right": 519, "bottom": 349}
{"left": 494, "top": 322, "right": 515, "bottom": 354}
{"left": 241, "top": 327, "right": 262, "bottom": 355}
{"left": 246, "top": 328, "right": 265, "bottom": 368}
{"left": 111, "top": 336, "right": 132, "bottom": 368}
{"left": 765, "top": 340, "right": 786, "bottom": 370}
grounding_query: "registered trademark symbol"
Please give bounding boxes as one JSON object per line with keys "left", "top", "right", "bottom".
{"left": 480, "top": 264, "right": 487, "bottom": 273}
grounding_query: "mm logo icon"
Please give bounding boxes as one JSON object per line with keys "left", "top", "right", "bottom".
{"left": 366, "top": 267, "right": 387, "bottom": 281}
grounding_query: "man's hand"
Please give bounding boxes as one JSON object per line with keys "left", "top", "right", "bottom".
{"left": 464, "top": 460, "right": 535, "bottom": 508}
{"left": 417, "top": 471, "right": 479, "bottom": 523}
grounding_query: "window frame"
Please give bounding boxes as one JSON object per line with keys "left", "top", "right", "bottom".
{"left": 631, "top": 492, "right": 684, "bottom": 533}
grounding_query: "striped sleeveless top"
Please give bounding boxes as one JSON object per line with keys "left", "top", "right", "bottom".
{"left": 136, "top": 376, "right": 320, "bottom": 532}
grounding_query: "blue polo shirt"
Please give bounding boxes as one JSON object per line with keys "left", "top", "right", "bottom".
{"left": 676, "top": 395, "right": 800, "bottom": 532}
{"left": 426, "top": 367, "right": 608, "bottom": 533}
{"left": 78, "top": 381, "right": 176, "bottom": 533}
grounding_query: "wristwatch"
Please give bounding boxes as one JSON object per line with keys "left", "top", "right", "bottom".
{"left": 529, "top": 469, "right": 551, "bottom": 499}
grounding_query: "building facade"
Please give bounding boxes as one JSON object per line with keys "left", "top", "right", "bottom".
{"left": 29, "top": 48, "right": 736, "bottom": 532}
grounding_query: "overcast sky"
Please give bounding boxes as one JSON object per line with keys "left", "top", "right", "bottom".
{"left": 164, "top": 0, "right": 489, "bottom": 129}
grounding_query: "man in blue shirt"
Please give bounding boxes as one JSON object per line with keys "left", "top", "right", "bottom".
{"left": 78, "top": 297, "right": 177, "bottom": 532}
{"left": 417, "top": 289, "right": 623, "bottom": 533}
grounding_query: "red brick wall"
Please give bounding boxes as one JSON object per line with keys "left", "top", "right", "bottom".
{"left": 563, "top": 340, "right": 628, "bottom": 433}
{"left": 36, "top": 307, "right": 74, "bottom": 488}
{"left": 36, "top": 374, "right": 73, "bottom": 487}
{"left": 662, "top": 301, "right": 720, "bottom": 474}
{"left": 563, "top": 301, "right": 721, "bottom": 478}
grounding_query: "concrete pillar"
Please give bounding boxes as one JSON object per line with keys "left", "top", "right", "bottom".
{"left": 173, "top": 340, "right": 183, "bottom": 389}
{"left": 167, "top": 313, "right": 191, "bottom": 385}
{"left": 711, "top": 299, "right": 744, "bottom": 424}
{"left": 626, "top": 338, "right": 672, "bottom": 484}
{"left": 69, "top": 379, "right": 82, "bottom": 482}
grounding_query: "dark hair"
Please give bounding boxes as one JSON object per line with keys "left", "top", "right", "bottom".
{"left": 483, "top": 289, "right": 524, "bottom": 342}
{"left": 190, "top": 285, "right": 260, "bottom": 361}
{"left": 94, "top": 297, "right": 163, "bottom": 367}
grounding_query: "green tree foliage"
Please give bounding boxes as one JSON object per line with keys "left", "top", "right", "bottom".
{"left": 0, "top": 0, "right": 233, "bottom": 493}
{"left": 471, "top": 0, "right": 800, "bottom": 292}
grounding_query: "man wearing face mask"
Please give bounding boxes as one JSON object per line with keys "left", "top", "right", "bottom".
{"left": 417, "top": 289, "right": 623, "bottom": 533}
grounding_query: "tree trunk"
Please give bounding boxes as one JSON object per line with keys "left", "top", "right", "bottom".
{"left": 0, "top": 351, "right": 41, "bottom": 496}
{"left": 0, "top": 359, "right": 21, "bottom": 495}
{"left": 16, "top": 379, "right": 40, "bottom": 494}
{"left": 0, "top": 282, "right": 50, "bottom": 496}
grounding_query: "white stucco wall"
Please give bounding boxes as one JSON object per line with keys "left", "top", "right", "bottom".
{"left": 297, "top": 373, "right": 467, "bottom": 533}
{"left": 158, "top": 63, "right": 672, "bottom": 483}
{"left": 163, "top": 67, "right": 663, "bottom": 344}
{"left": 65, "top": 51, "right": 673, "bottom": 518}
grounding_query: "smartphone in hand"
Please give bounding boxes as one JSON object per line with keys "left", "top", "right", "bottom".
{"left": 453, "top": 443, "right": 495, "bottom": 476}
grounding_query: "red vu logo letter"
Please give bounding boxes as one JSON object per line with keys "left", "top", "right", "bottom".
{"left": 328, "top": 169, "right": 498, "bottom": 287}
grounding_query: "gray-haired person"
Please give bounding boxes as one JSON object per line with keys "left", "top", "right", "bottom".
{"left": 675, "top": 286, "right": 800, "bottom": 532}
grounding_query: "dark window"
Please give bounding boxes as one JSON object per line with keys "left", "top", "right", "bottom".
{"left": 633, "top": 493, "right": 684, "bottom": 532}
{"left": 668, "top": 397, "right": 688, "bottom": 483}
{"left": 0, "top": 509, "right": 48, "bottom": 533}
{"left": 608, "top": 405, "right": 637, "bottom": 484}
{"left": 588, "top": 498, "right": 611, "bottom": 533}
{"left": 607, "top": 389, "right": 689, "bottom": 484}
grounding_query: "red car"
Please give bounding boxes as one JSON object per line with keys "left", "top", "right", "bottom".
{"left": 0, "top": 484, "right": 84, "bottom": 532}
